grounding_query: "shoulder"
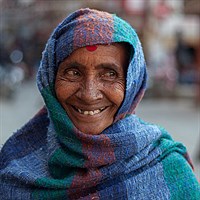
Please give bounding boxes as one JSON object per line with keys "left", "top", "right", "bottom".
{"left": 0, "top": 107, "right": 49, "bottom": 170}
{"left": 161, "top": 151, "right": 200, "bottom": 199}
{"left": 154, "top": 127, "right": 200, "bottom": 199}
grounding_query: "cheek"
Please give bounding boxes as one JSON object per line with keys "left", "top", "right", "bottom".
{"left": 105, "top": 81, "right": 125, "bottom": 106}
{"left": 55, "top": 80, "right": 77, "bottom": 101}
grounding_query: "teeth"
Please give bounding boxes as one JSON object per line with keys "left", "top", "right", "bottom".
{"left": 89, "top": 111, "right": 94, "bottom": 115}
{"left": 94, "top": 110, "right": 100, "bottom": 114}
{"left": 76, "top": 107, "right": 105, "bottom": 115}
{"left": 83, "top": 111, "right": 89, "bottom": 115}
{"left": 78, "top": 109, "right": 82, "bottom": 113}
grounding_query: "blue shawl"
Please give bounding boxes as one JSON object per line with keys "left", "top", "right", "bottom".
{"left": 0, "top": 8, "right": 199, "bottom": 200}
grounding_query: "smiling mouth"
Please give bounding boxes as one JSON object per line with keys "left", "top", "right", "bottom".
{"left": 72, "top": 106, "right": 107, "bottom": 116}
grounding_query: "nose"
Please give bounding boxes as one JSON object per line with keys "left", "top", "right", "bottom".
{"left": 76, "top": 78, "right": 103, "bottom": 102}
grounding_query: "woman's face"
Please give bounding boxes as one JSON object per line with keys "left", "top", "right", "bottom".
{"left": 55, "top": 44, "right": 128, "bottom": 134}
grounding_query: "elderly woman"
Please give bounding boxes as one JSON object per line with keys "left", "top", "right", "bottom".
{"left": 0, "top": 8, "right": 199, "bottom": 200}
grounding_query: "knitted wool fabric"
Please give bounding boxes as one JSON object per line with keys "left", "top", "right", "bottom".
{"left": 0, "top": 8, "right": 200, "bottom": 200}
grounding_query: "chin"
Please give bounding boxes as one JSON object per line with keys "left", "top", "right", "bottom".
{"left": 76, "top": 123, "right": 111, "bottom": 135}
{"left": 78, "top": 127, "right": 103, "bottom": 135}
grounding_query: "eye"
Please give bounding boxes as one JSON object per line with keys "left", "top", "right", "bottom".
{"left": 63, "top": 68, "right": 81, "bottom": 80}
{"left": 101, "top": 70, "right": 117, "bottom": 80}
{"left": 66, "top": 70, "right": 80, "bottom": 76}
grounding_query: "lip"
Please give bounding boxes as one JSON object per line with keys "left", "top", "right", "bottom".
{"left": 72, "top": 105, "right": 108, "bottom": 116}
{"left": 68, "top": 104, "right": 109, "bottom": 120}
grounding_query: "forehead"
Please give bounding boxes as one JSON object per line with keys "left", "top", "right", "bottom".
{"left": 60, "top": 43, "right": 129, "bottom": 65}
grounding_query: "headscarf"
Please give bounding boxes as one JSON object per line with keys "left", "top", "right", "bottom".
{"left": 1, "top": 8, "right": 200, "bottom": 200}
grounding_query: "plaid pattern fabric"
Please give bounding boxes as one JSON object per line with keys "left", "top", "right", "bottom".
{"left": 1, "top": 8, "right": 200, "bottom": 200}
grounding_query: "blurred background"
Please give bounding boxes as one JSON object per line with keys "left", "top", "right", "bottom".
{"left": 0, "top": 0, "right": 199, "bottom": 178}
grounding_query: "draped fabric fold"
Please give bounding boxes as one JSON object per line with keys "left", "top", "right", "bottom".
{"left": 1, "top": 8, "right": 200, "bottom": 200}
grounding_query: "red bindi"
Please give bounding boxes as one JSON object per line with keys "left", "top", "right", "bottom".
{"left": 86, "top": 45, "right": 97, "bottom": 51}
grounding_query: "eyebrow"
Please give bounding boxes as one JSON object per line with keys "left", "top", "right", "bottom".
{"left": 61, "top": 61, "right": 85, "bottom": 68}
{"left": 60, "top": 61, "right": 121, "bottom": 71}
